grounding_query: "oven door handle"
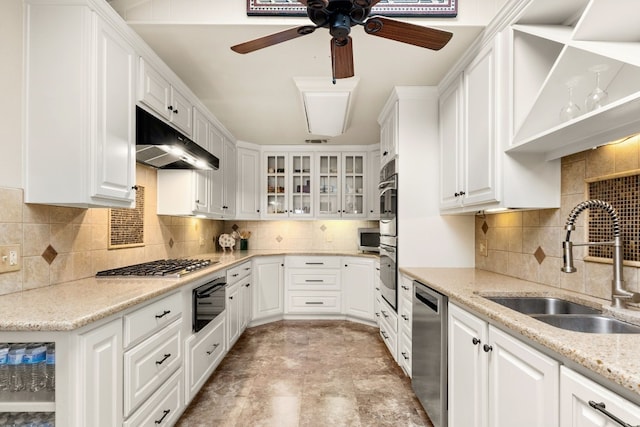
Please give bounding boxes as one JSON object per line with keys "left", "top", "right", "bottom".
{"left": 196, "top": 282, "right": 226, "bottom": 298}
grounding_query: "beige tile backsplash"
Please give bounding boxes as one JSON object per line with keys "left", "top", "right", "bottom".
{"left": 476, "top": 136, "right": 640, "bottom": 302}
{"left": 0, "top": 163, "right": 376, "bottom": 296}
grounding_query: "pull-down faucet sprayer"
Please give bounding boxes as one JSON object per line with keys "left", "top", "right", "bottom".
{"left": 562, "top": 200, "right": 640, "bottom": 309}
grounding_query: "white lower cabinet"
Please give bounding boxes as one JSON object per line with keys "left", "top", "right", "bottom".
{"left": 343, "top": 257, "right": 375, "bottom": 321}
{"left": 252, "top": 256, "right": 285, "bottom": 322}
{"left": 397, "top": 274, "right": 413, "bottom": 376}
{"left": 185, "top": 316, "right": 226, "bottom": 402}
{"left": 448, "top": 303, "right": 559, "bottom": 427}
{"left": 378, "top": 297, "right": 398, "bottom": 362}
{"left": 226, "top": 282, "right": 241, "bottom": 348}
{"left": 76, "top": 318, "right": 123, "bottom": 427}
{"left": 285, "top": 256, "right": 342, "bottom": 315}
{"left": 123, "top": 368, "right": 183, "bottom": 427}
{"left": 561, "top": 366, "right": 640, "bottom": 427}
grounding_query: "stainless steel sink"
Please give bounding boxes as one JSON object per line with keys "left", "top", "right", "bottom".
{"left": 533, "top": 314, "right": 640, "bottom": 334}
{"left": 485, "top": 296, "right": 601, "bottom": 315}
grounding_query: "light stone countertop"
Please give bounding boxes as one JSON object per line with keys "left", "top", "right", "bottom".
{"left": 0, "top": 250, "right": 378, "bottom": 332}
{"left": 401, "top": 267, "right": 640, "bottom": 403}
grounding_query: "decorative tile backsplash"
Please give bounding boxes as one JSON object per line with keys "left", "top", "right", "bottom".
{"left": 476, "top": 136, "right": 640, "bottom": 301}
{"left": 588, "top": 174, "right": 639, "bottom": 262}
{"left": 109, "top": 185, "right": 145, "bottom": 248}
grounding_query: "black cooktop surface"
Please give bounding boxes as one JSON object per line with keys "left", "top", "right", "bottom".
{"left": 96, "top": 258, "right": 215, "bottom": 277}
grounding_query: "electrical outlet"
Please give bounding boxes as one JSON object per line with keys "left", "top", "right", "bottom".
{"left": 0, "top": 245, "right": 21, "bottom": 273}
{"left": 479, "top": 240, "right": 488, "bottom": 257}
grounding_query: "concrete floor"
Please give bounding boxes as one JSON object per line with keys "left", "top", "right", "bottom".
{"left": 177, "top": 320, "right": 433, "bottom": 427}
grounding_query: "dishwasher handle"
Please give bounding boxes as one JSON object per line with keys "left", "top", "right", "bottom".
{"left": 415, "top": 284, "right": 440, "bottom": 313}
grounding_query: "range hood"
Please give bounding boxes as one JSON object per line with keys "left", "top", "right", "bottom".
{"left": 136, "top": 107, "right": 219, "bottom": 170}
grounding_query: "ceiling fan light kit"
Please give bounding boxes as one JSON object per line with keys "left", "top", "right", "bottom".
{"left": 231, "top": 0, "right": 453, "bottom": 80}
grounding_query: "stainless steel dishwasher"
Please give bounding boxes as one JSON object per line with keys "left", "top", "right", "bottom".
{"left": 412, "top": 280, "right": 448, "bottom": 427}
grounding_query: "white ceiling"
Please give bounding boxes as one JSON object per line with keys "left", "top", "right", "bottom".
{"left": 115, "top": 2, "right": 505, "bottom": 146}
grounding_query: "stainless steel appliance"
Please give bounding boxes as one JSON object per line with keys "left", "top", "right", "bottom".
{"left": 379, "top": 159, "right": 397, "bottom": 237}
{"left": 192, "top": 275, "right": 226, "bottom": 333}
{"left": 96, "top": 258, "right": 216, "bottom": 278}
{"left": 379, "top": 236, "right": 397, "bottom": 310}
{"left": 412, "top": 280, "right": 448, "bottom": 427}
{"left": 358, "top": 227, "right": 380, "bottom": 253}
{"left": 379, "top": 158, "right": 398, "bottom": 310}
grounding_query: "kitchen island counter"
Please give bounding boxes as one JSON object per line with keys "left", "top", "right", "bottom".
{"left": 0, "top": 250, "right": 378, "bottom": 332}
{"left": 401, "top": 267, "right": 640, "bottom": 404}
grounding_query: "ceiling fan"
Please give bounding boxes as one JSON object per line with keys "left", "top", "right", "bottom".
{"left": 230, "top": 0, "right": 453, "bottom": 81}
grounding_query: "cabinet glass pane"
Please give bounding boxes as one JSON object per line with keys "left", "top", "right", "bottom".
{"left": 267, "top": 195, "right": 286, "bottom": 214}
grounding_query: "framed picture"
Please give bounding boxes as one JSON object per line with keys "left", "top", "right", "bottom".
{"left": 247, "top": 0, "right": 457, "bottom": 17}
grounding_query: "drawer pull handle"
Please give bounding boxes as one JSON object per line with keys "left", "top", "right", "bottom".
{"left": 155, "top": 409, "right": 170, "bottom": 425}
{"left": 588, "top": 401, "right": 639, "bottom": 427}
{"left": 305, "top": 262, "right": 324, "bottom": 265}
{"left": 375, "top": 312, "right": 380, "bottom": 317}
{"left": 483, "top": 344, "right": 493, "bottom": 353}
{"left": 305, "top": 279, "right": 324, "bottom": 283}
{"left": 155, "top": 310, "right": 171, "bottom": 319}
{"left": 401, "top": 285, "right": 410, "bottom": 290}
{"left": 155, "top": 353, "right": 171, "bottom": 365}
{"left": 381, "top": 331, "right": 389, "bottom": 339}
{"left": 401, "top": 314, "right": 409, "bottom": 321}
{"left": 245, "top": 283, "right": 251, "bottom": 287}
{"left": 232, "top": 273, "right": 239, "bottom": 277}
{"left": 206, "top": 343, "right": 220, "bottom": 355}
{"left": 305, "top": 301, "right": 324, "bottom": 305}
{"left": 381, "top": 310, "right": 389, "bottom": 318}
{"left": 472, "top": 337, "right": 481, "bottom": 345}
{"left": 244, "top": 267, "right": 251, "bottom": 271}
{"left": 401, "top": 351, "right": 409, "bottom": 360}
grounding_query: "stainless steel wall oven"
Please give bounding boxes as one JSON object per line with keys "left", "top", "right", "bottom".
{"left": 379, "top": 236, "right": 397, "bottom": 310}
{"left": 379, "top": 159, "right": 398, "bottom": 311}
{"left": 192, "top": 275, "right": 226, "bottom": 333}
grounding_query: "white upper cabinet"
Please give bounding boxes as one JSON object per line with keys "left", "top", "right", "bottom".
{"left": 138, "top": 58, "right": 193, "bottom": 137}
{"left": 236, "top": 144, "right": 261, "bottom": 219}
{"left": 24, "top": 1, "right": 137, "bottom": 208}
{"left": 379, "top": 102, "right": 398, "bottom": 166}
{"left": 505, "top": 0, "right": 640, "bottom": 160}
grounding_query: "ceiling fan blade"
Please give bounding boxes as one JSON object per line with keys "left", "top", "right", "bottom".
{"left": 364, "top": 16, "right": 453, "bottom": 50}
{"left": 331, "top": 37, "right": 355, "bottom": 79}
{"left": 231, "top": 26, "right": 314, "bottom": 54}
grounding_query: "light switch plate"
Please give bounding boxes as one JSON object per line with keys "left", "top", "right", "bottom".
{"left": 0, "top": 245, "right": 21, "bottom": 273}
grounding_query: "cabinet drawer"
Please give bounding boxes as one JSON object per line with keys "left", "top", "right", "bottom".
{"left": 124, "top": 368, "right": 183, "bottom": 427}
{"left": 186, "top": 317, "right": 226, "bottom": 400}
{"left": 399, "top": 275, "right": 413, "bottom": 304}
{"left": 287, "top": 270, "right": 340, "bottom": 290}
{"left": 399, "top": 301, "right": 412, "bottom": 335}
{"left": 286, "top": 256, "right": 341, "bottom": 269}
{"left": 399, "top": 330, "right": 411, "bottom": 377}
{"left": 379, "top": 300, "right": 397, "bottom": 334}
{"left": 227, "top": 261, "right": 251, "bottom": 284}
{"left": 287, "top": 291, "right": 341, "bottom": 313}
{"left": 124, "top": 292, "right": 182, "bottom": 347}
{"left": 124, "top": 319, "right": 183, "bottom": 416}
{"left": 379, "top": 319, "right": 397, "bottom": 360}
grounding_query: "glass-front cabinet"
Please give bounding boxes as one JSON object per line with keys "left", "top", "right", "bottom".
{"left": 289, "top": 154, "right": 313, "bottom": 217}
{"left": 263, "top": 153, "right": 288, "bottom": 217}
{"left": 342, "top": 153, "right": 366, "bottom": 217}
{"left": 317, "top": 154, "right": 340, "bottom": 217}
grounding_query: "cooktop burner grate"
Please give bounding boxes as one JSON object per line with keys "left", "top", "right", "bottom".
{"left": 96, "top": 258, "right": 215, "bottom": 278}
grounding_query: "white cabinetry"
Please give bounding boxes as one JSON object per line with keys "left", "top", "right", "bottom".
{"left": 226, "top": 261, "right": 252, "bottom": 348}
{"left": 138, "top": 58, "right": 193, "bottom": 137}
{"left": 342, "top": 257, "right": 374, "bottom": 321}
{"left": 236, "top": 144, "right": 261, "bottom": 219}
{"left": 210, "top": 133, "right": 236, "bottom": 218}
{"left": 367, "top": 149, "right": 380, "bottom": 219}
{"left": 76, "top": 318, "right": 123, "bottom": 426}
{"left": 561, "top": 366, "right": 640, "bottom": 427}
{"left": 378, "top": 297, "right": 398, "bottom": 362}
{"left": 379, "top": 101, "right": 398, "bottom": 166}
{"left": 24, "top": 0, "right": 136, "bottom": 208}
{"left": 252, "top": 256, "right": 285, "bottom": 323}
{"left": 157, "top": 170, "right": 209, "bottom": 216}
{"left": 285, "top": 256, "right": 342, "bottom": 314}
{"left": 439, "top": 33, "right": 560, "bottom": 213}
{"left": 316, "top": 152, "right": 367, "bottom": 218}
{"left": 506, "top": 0, "right": 640, "bottom": 160}
{"left": 184, "top": 316, "right": 225, "bottom": 403}
{"left": 397, "top": 274, "right": 413, "bottom": 376}
{"left": 448, "top": 303, "right": 559, "bottom": 427}
{"left": 262, "top": 152, "right": 313, "bottom": 218}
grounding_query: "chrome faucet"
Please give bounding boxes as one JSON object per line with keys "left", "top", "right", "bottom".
{"left": 562, "top": 199, "right": 640, "bottom": 309}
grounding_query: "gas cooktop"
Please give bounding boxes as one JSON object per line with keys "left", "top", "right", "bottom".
{"left": 96, "top": 258, "right": 217, "bottom": 278}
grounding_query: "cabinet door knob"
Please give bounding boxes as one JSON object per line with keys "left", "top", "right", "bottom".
{"left": 383, "top": 151, "right": 388, "bottom": 156}
{"left": 472, "top": 337, "right": 481, "bottom": 345}
{"left": 483, "top": 344, "right": 493, "bottom": 352}
{"left": 174, "top": 109, "right": 179, "bottom": 114}
{"left": 131, "top": 185, "right": 139, "bottom": 191}
{"left": 257, "top": 209, "right": 260, "bottom": 213}
{"left": 229, "top": 296, "right": 233, "bottom": 300}
{"left": 195, "top": 200, "right": 200, "bottom": 204}
{"left": 168, "top": 105, "right": 174, "bottom": 111}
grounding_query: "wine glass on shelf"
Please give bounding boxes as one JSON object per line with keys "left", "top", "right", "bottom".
{"left": 585, "top": 64, "right": 609, "bottom": 112}
{"left": 559, "top": 76, "right": 583, "bottom": 123}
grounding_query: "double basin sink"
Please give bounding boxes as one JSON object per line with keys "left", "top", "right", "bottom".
{"left": 485, "top": 296, "right": 640, "bottom": 334}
